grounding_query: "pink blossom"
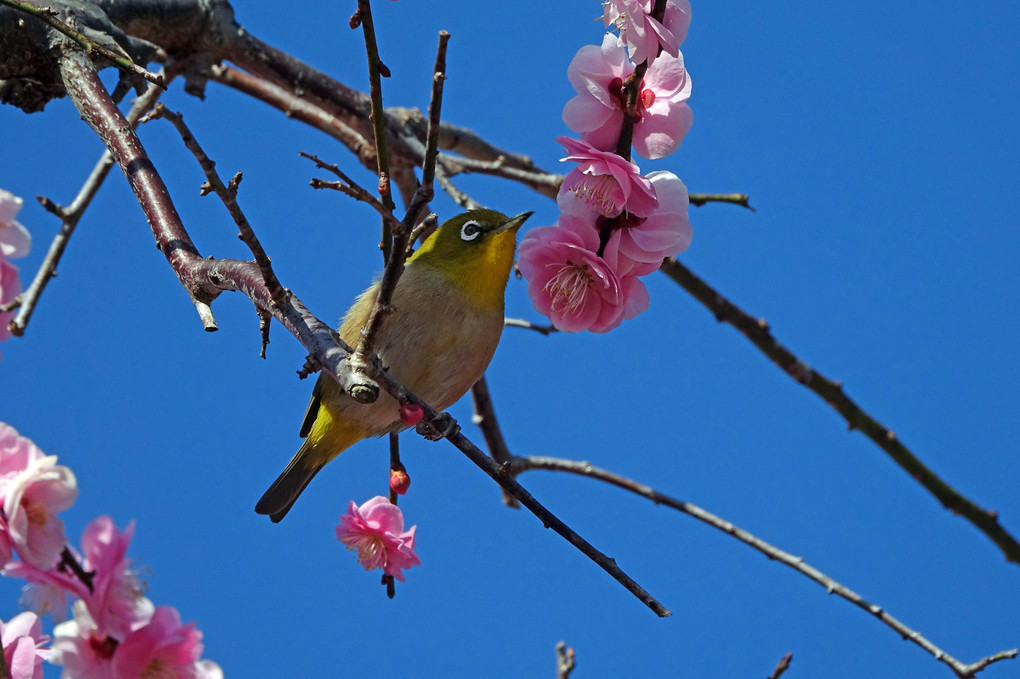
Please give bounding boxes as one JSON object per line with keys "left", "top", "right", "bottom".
{"left": 0, "top": 612, "right": 50, "bottom": 679}
{"left": 336, "top": 497, "right": 420, "bottom": 582}
{"left": 0, "top": 189, "right": 30, "bottom": 357}
{"left": 79, "top": 516, "right": 151, "bottom": 640}
{"left": 51, "top": 601, "right": 116, "bottom": 679}
{"left": 608, "top": 170, "right": 692, "bottom": 270}
{"left": 563, "top": 34, "right": 692, "bottom": 159}
{"left": 603, "top": 0, "right": 691, "bottom": 66}
{"left": 0, "top": 189, "right": 31, "bottom": 260}
{"left": 518, "top": 216, "right": 649, "bottom": 333}
{"left": 111, "top": 606, "right": 204, "bottom": 679}
{"left": 556, "top": 136, "right": 657, "bottom": 218}
{"left": 0, "top": 424, "right": 77, "bottom": 569}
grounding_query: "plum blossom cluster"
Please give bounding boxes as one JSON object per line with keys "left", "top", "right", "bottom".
{"left": 0, "top": 189, "right": 31, "bottom": 357}
{"left": 518, "top": 1, "right": 694, "bottom": 332}
{"left": 0, "top": 423, "right": 220, "bottom": 679}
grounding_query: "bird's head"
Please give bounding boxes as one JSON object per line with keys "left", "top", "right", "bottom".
{"left": 409, "top": 208, "right": 533, "bottom": 309}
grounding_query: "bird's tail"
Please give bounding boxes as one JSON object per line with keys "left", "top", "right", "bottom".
{"left": 254, "top": 449, "right": 323, "bottom": 523}
{"left": 256, "top": 409, "right": 366, "bottom": 522}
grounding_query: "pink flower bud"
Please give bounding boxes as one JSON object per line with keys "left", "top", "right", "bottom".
{"left": 399, "top": 403, "right": 424, "bottom": 427}
{"left": 389, "top": 469, "right": 411, "bottom": 495}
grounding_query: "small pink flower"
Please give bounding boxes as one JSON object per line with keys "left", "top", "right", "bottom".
{"left": 556, "top": 136, "right": 657, "bottom": 218}
{"left": 79, "top": 516, "right": 151, "bottom": 641}
{"left": 50, "top": 601, "right": 116, "bottom": 679}
{"left": 0, "top": 189, "right": 31, "bottom": 260}
{"left": 0, "top": 259, "right": 22, "bottom": 358}
{"left": 0, "top": 611, "right": 50, "bottom": 679}
{"left": 608, "top": 170, "right": 692, "bottom": 271}
{"left": 563, "top": 34, "right": 692, "bottom": 160}
{"left": 111, "top": 606, "right": 204, "bottom": 679}
{"left": 0, "top": 425, "right": 77, "bottom": 569}
{"left": 336, "top": 497, "right": 420, "bottom": 582}
{"left": 518, "top": 216, "right": 648, "bottom": 333}
{"left": 603, "top": 0, "right": 691, "bottom": 66}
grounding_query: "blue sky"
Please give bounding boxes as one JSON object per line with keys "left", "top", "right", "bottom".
{"left": 1, "top": 1, "right": 1018, "bottom": 677}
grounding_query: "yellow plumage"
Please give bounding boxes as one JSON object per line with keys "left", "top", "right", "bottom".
{"left": 255, "top": 208, "right": 532, "bottom": 522}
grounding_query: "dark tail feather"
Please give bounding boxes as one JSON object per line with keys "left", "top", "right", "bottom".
{"left": 255, "top": 456, "right": 323, "bottom": 523}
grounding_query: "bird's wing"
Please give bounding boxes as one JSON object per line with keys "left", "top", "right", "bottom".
{"left": 298, "top": 280, "right": 381, "bottom": 438}
{"left": 298, "top": 373, "right": 328, "bottom": 438}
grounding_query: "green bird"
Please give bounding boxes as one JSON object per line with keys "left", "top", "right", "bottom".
{"left": 256, "top": 208, "right": 533, "bottom": 522}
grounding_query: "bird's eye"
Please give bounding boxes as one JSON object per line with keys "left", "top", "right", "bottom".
{"left": 460, "top": 220, "right": 482, "bottom": 241}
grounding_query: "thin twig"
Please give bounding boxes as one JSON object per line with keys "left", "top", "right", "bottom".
{"left": 767, "top": 652, "right": 793, "bottom": 679}
{"left": 0, "top": 0, "right": 165, "bottom": 89}
{"left": 142, "top": 103, "right": 287, "bottom": 307}
{"left": 367, "top": 365, "right": 670, "bottom": 617}
{"left": 208, "top": 65, "right": 376, "bottom": 171}
{"left": 58, "top": 49, "right": 363, "bottom": 397}
{"left": 504, "top": 317, "right": 559, "bottom": 335}
{"left": 659, "top": 257, "right": 1020, "bottom": 566}
{"left": 346, "top": 30, "right": 450, "bottom": 404}
{"left": 510, "top": 454, "right": 1017, "bottom": 678}
{"left": 470, "top": 376, "right": 518, "bottom": 508}
{"left": 556, "top": 642, "right": 576, "bottom": 679}
{"left": 688, "top": 192, "right": 755, "bottom": 210}
{"left": 302, "top": 152, "right": 402, "bottom": 231}
{"left": 56, "top": 546, "right": 94, "bottom": 593}
{"left": 9, "top": 71, "right": 171, "bottom": 336}
{"left": 355, "top": 0, "right": 396, "bottom": 260}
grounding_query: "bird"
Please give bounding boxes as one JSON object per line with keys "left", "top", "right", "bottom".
{"left": 255, "top": 208, "right": 533, "bottom": 522}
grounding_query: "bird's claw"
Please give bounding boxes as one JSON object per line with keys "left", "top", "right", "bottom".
{"left": 416, "top": 413, "right": 459, "bottom": 441}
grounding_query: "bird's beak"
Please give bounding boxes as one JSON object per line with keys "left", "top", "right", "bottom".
{"left": 493, "top": 211, "right": 534, "bottom": 233}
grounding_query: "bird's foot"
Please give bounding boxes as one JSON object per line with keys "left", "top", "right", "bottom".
{"left": 416, "top": 412, "right": 459, "bottom": 441}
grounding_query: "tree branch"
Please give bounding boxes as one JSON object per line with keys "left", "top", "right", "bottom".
{"left": 659, "top": 256, "right": 1020, "bottom": 567}
{"left": 510, "top": 454, "right": 1017, "bottom": 678}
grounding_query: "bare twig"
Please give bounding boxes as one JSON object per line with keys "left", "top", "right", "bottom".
{"left": 504, "top": 317, "right": 559, "bottom": 336}
{"left": 208, "top": 65, "right": 376, "bottom": 171}
{"left": 141, "top": 103, "right": 288, "bottom": 308}
{"left": 366, "top": 364, "right": 670, "bottom": 616}
{"left": 346, "top": 30, "right": 450, "bottom": 404}
{"left": 9, "top": 72, "right": 171, "bottom": 336}
{"left": 470, "top": 376, "right": 518, "bottom": 508}
{"left": 58, "top": 48, "right": 362, "bottom": 397}
{"left": 688, "top": 192, "right": 755, "bottom": 210}
{"left": 556, "top": 642, "right": 576, "bottom": 679}
{"left": 355, "top": 0, "right": 396, "bottom": 259}
{"left": 510, "top": 454, "right": 1017, "bottom": 677}
{"left": 659, "top": 257, "right": 1020, "bottom": 566}
{"left": 767, "top": 652, "right": 793, "bottom": 679}
{"left": 302, "top": 151, "right": 402, "bottom": 230}
{"left": 0, "top": 0, "right": 164, "bottom": 89}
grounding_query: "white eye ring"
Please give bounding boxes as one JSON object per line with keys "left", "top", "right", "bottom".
{"left": 460, "top": 220, "right": 482, "bottom": 241}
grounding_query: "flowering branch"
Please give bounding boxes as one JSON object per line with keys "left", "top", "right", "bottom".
{"left": 659, "top": 256, "right": 1020, "bottom": 567}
